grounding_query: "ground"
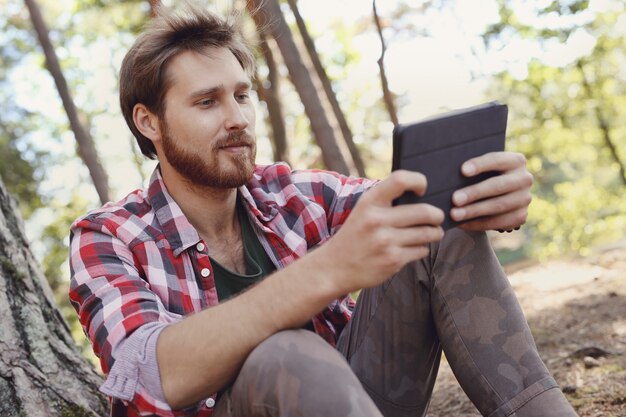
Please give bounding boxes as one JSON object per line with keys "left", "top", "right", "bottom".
{"left": 427, "top": 246, "right": 626, "bottom": 417}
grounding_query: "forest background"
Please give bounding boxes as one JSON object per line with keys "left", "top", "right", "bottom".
{"left": 0, "top": 0, "right": 624, "bottom": 415}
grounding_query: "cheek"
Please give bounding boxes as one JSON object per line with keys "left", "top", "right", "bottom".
{"left": 176, "top": 114, "right": 217, "bottom": 140}
{"left": 245, "top": 105, "right": 257, "bottom": 126}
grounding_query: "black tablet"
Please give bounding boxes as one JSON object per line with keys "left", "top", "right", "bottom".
{"left": 392, "top": 102, "right": 508, "bottom": 230}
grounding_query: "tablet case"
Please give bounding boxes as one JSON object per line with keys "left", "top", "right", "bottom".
{"left": 392, "top": 102, "right": 508, "bottom": 230}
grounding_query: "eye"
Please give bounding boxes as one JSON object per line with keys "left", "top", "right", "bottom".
{"left": 236, "top": 92, "right": 250, "bottom": 102}
{"left": 197, "top": 98, "right": 216, "bottom": 107}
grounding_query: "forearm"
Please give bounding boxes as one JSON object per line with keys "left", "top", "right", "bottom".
{"left": 157, "top": 246, "right": 341, "bottom": 409}
{"left": 159, "top": 170, "right": 448, "bottom": 410}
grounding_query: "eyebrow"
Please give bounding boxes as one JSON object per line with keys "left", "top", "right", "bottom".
{"left": 188, "top": 81, "right": 252, "bottom": 101}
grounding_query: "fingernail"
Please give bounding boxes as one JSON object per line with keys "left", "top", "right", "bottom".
{"left": 462, "top": 163, "right": 476, "bottom": 176}
{"left": 453, "top": 191, "right": 467, "bottom": 205}
{"left": 451, "top": 208, "right": 466, "bottom": 220}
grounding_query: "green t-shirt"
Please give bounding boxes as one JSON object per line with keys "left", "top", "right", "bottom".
{"left": 211, "top": 199, "right": 276, "bottom": 301}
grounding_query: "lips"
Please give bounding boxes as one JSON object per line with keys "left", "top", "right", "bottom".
{"left": 220, "top": 142, "right": 251, "bottom": 149}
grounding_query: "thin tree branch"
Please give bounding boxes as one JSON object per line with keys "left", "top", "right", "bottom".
{"left": 373, "top": 0, "right": 399, "bottom": 127}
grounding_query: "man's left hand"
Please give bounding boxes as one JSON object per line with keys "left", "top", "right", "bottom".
{"left": 450, "top": 151, "right": 533, "bottom": 232}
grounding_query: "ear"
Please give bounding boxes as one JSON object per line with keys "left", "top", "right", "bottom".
{"left": 133, "top": 103, "right": 162, "bottom": 143}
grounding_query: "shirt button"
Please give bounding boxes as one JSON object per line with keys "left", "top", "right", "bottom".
{"left": 205, "top": 397, "right": 216, "bottom": 408}
{"left": 196, "top": 242, "right": 205, "bottom": 252}
{"left": 201, "top": 268, "right": 211, "bottom": 277}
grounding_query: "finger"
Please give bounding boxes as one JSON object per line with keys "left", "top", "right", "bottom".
{"left": 395, "top": 245, "right": 431, "bottom": 268}
{"left": 461, "top": 151, "right": 526, "bottom": 177}
{"left": 381, "top": 225, "right": 444, "bottom": 247}
{"left": 458, "top": 207, "right": 528, "bottom": 232}
{"left": 366, "top": 170, "right": 427, "bottom": 206}
{"left": 451, "top": 188, "right": 531, "bottom": 221}
{"left": 386, "top": 203, "right": 445, "bottom": 228}
{"left": 452, "top": 168, "right": 533, "bottom": 206}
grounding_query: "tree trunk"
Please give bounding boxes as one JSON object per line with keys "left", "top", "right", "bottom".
{"left": 148, "top": 0, "right": 161, "bottom": 17}
{"left": 372, "top": 0, "right": 400, "bottom": 127}
{"left": 0, "top": 177, "right": 108, "bottom": 416}
{"left": 24, "top": 0, "right": 111, "bottom": 205}
{"left": 286, "top": 0, "right": 367, "bottom": 177}
{"left": 256, "top": 33, "right": 290, "bottom": 163}
{"left": 246, "top": 0, "right": 350, "bottom": 175}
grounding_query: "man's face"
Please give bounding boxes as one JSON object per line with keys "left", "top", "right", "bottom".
{"left": 158, "top": 47, "right": 256, "bottom": 188}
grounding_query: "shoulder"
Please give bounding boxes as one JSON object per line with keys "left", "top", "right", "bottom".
{"left": 250, "top": 162, "right": 377, "bottom": 198}
{"left": 70, "top": 188, "right": 155, "bottom": 244}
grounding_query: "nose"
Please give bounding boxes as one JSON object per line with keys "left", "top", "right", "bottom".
{"left": 223, "top": 99, "right": 249, "bottom": 131}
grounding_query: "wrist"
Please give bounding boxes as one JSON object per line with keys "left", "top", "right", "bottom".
{"left": 306, "top": 239, "right": 354, "bottom": 297}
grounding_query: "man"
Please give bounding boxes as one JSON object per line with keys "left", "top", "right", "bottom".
{"left": 69, "top": 6, "right": 577, "bottom": 417}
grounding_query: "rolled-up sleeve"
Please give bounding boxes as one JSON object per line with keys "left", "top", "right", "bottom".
{"left": 69, "top": 222, "right": 197, "bottom": 416}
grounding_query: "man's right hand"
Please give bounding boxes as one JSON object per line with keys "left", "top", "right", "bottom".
{"left": 157, "top": 170, "right": 444, "bottom": 409}
{"left": 319, "top": 170, "right": 445, "bottom": 294}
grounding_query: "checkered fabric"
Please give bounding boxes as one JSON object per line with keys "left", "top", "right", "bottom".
{"left": 69, "top": 162, "right": 375, "bottom": 416}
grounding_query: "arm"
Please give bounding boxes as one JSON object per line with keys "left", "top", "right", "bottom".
{"left": 450, "top": 151, "right": 533, "bottom": 231}
{"left": 69, "top": 225, "right": 184, "bottom": 416}
{"left": 157, "top": 170, "right": 445, "bottom": 409}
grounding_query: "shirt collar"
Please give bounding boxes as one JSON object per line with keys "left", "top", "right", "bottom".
{"left": 238, "top": 184, "right": 278, "bottom": 223}
{"left": 146, "top": 165, "right": 278, "bottom": 256}
{"left": 147, "top": 167, "right": 202, "bottom": 257}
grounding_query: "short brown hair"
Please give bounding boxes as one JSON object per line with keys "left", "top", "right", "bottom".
{"left": 119, "top": 6, "right": 256, "bottom": 159}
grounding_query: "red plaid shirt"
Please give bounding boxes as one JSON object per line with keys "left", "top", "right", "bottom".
{"left": 69, "top": 163, "right": 375, "bottom": 416}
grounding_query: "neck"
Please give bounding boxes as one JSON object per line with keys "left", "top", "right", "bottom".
{"left": 159, "top": 164, "right": 239, "bottom": 242}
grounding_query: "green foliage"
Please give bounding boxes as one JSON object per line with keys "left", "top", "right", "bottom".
{"left": 0, "top": 9, "right": 44, "bottom": 218}
{"left": 486, "top": 1, "right": 626, "bottom": 258}
{"left": 40, "top": 194, "right": 97, "bottom": 362}
{"left": 0, "top": 113, "right": 44, "bottom": 219}
{"left": 540, "top": 0, "right": 589, "bottom": 15}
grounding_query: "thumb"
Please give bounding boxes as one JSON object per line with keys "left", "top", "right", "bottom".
{"left": 366, "top": 170, "right": 428, "bottom": 206}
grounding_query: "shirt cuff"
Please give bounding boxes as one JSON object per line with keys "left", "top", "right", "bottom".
{"left": 100, "top": 322, "right": 168, "bottom": 404}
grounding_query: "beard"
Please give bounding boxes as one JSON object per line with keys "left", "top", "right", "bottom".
{"left": 160, "top": 120, "right": 256, "bottom": 189}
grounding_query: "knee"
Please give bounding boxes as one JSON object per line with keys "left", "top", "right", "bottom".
{"left": 238, "top": 328, "right": 361, "bottom": 393}
{"left": 244, "top": 329, "right": 340, "bottom": 377}
{"left": 231, "top": 330, "right": 381, "bottom": 416}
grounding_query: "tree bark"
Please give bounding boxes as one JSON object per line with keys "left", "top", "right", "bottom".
{"left": 24, "top": 0, "right": 111, "bottom": 205}
{"left": 286, "top": 0, "right": 367, "bottom": 177}
{"left": 255, "top": 33, "right": 290, "bottom": 163}
{"left": 246, "top": 0, "right": 350, "bottom": 175}
{"left": 372, "top": 0, "right": 400, "bottom": 127}
{"left": 0, "top": 177, "right": 108, "bottom": 416}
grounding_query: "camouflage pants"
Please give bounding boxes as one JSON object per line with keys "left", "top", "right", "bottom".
{"left": 213, "top": 229, "right": 577, "bottom": 417}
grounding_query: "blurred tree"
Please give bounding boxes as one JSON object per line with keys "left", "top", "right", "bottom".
{"left": 1, "top": 0, "right": 151, "bottom": 372}
{"left": 247, "top": 0, "right": 351, "bottom": 175}
{"left": 0, "top": 176, "right": 107, "bottom": 416}
{"left": 287, "top": 0, "right": 367, "bottom": 176}
{"left": 25, "top": 0, "right": 111, "bottom": 205}
{"left": 149, "top": 0, "right": 160, "bottom": 17}
{"left": 484, "top": 0, "right": 626, "bottom": 256}
{"left": 0, "top": 114, "right": 42, "bottom": 219}
{"left": 255, "top": 31, "right": 290, "bottom": 163}
{"left": 0, "top": 4, "right": 45, "bottom": 219}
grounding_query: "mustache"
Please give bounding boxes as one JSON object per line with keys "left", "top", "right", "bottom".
{"left": 214, "top": 131, "right": 255, "bottom": 149}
